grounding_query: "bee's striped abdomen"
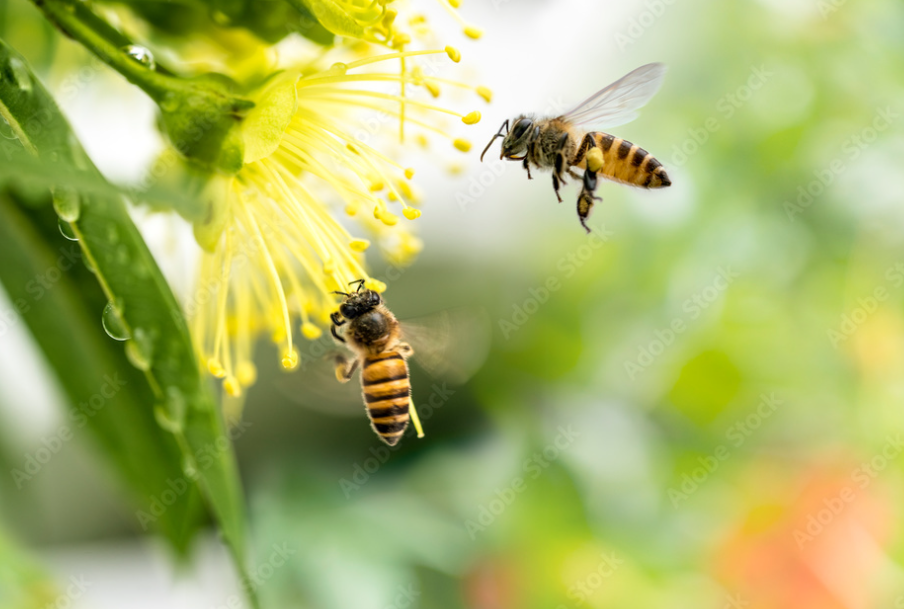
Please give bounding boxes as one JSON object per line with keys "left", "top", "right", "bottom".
{"left": 361, "top": 352, "right": 410, "bottom": 446}
{"left": 594, "top": 133, "right": 671, "bottom": 188}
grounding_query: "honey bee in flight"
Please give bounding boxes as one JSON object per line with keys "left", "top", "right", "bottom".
{"left": 331, "top": 280, "right": 414, "bottom": 446}
{"left": 480, "top": 63, "right": 671, "bottom": 232}
{"left": 329, "top": 280, "right": 488, "bottom": 446}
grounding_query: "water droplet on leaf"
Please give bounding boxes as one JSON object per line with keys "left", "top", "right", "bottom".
{"left": 102, "top": 301, "right": 130, "bottom": 341}
{"left": 182, "top": 455, "right": 198, "bottom": 479}
{"left": 58, "top": 219, "right": 78, "bottom": 241}
{"left": 125, "top": 327, "right": 154, "bottom": 370}
{"left": 83, "top": 254, "right": 97, "bottom": 274}
{"left": 52, "top": 188, "right": 80, "bottom": 222}
{"left": 8, "top": 57, "right": 32, "bottom": 94}
{"left": 121, "top": 45, "right": 155, "bottom": 70}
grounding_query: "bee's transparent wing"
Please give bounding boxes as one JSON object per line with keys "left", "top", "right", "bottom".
{"left": 562, "top": 63, "right": 666, "bottom": 128}
{"left": 400, "top": 308, "right": 491, "bottom": 386}
{"left": 273, "top": 341, "right": 364, "bottom": 415}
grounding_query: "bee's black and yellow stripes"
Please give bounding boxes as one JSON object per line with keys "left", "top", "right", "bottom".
{"left": 361, "top": 352, "right": 410, "bottom": 446}
{"left": 576, "top": 132, "right": 671, "bottom": 188}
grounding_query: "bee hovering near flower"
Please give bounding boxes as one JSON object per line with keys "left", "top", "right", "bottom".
{"left": 481, "top": 63, "right": 671, "bottom": 232}
{"left": 329, "top": 280, "right": 489, "bottom": 446}
{"left": 330, "top": 280, "right": 414, "bottom": 446}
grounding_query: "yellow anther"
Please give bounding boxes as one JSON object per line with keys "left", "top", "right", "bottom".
{"left": 416, "top": 134, "right": 429, "bottom": 148}
{"left": 462, "top": 111, "right": 481, "bottom": 125}
{"left": 236, "top": 361, "right": 257, "bottom": 386}
{"left": 380, "top": 211, "right": 399, "bottom": 226}
{"left": 365, "top": 278, "right": 387, "bottom": 292}
{"left": 369, "top": 180, "right": 385, "bottom": 192}
{"left": 350, "top": 238, "right": 371, "bottom": 252}
{"left": 453, "top": 138, "right": 472, "bottom": 152}
{"left": 445, "top": 46, "right": 461, "bottom": 63}
{"left": 387, "top": 191, "right": 399, "bottom": 201}
{"left": 404, "top": 168, "right": 415, "bottom": 179}
{"left": 586, "top": 147, "right": 604, "bottom": 173}
{"left": 403, "top": 207, "right": 422, "bottom": 220}
{"left": 425, "top": 82, "right": 440, "bottom": 98}
{"left": 207, "top": 358, "right": 226, "bottom": 378}
{"left": 301, "top": 322, "right": 322, "bottom": 340}
{"left": 224, "top": 376, "right": 241, "bottom": 397}
{"left": 271, "top": 326, "right": 286, "bottom": 343}
{"left": 346, "top": 143, "right": 359, "bottom": 154}
{"left": 345, "top": 204, "right": 357, "bottom": 216}
{"left": 392, "top": 33, "right": 411, "bottom": 47}
{"left": 464, "top": 25, "right": 483, "bottom": 39}
{"left": 448, "top": 0, "right": 461, "bottom": 7}
{"left": 281, "top": 349, "right": 299, "bottom": 370}
{"left": 476, "top": 86, "right": 493, "bottom": 102}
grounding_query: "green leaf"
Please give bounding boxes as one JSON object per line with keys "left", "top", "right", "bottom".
{"left": 287, "top": 0, "right": 365, "bottom": 38}
{"left": 0, "top": 191, "right": 205, "bottom": 555}
{"left": 0, "top": 38, "right": 257, "bottom": 605}
{"left": 242, "top": 71, "right": 299, "bottom": 163}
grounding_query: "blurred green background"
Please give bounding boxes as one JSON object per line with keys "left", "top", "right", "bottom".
{"left": 2, "top": 0, "right": 904, "bottom": 608}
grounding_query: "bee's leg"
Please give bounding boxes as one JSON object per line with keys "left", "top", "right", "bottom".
{"left": 522, "top": 156, "right": 532, "bottom": 180}
{"left": 553, "top": 153, "right": 566, "bottom": 203}
{"left": 330, "top": 312, "right": 347, "bottom": 343}
{"left": 395, "top": 342, "right": 414, "bottom": 358}
{"left": 334, "top": 354, "right": 359, "bottom": 382}
{"left": 572, "top": 132, "right": 601, "bottom": 167}
{"left": 551, "top": 131, "right": 571, "bottom": 203}
{"left": 577, "top": 169, "right": 601, "bottom": 234}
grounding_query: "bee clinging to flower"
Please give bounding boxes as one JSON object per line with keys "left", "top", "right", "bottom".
{"left": 481, "top": 63, "right": 671, "bottom": 232}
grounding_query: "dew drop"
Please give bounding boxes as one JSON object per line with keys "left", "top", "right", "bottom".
{"left": 125, "top": 327, "right": 154, "bottom": 370}
{"left": 8, "top": 57, "right": 32, "bottom": 94}
{"left": 181, "top": 454, "right": 199, "bottom": 480}
{"left": 83, "top": 254, "right": 97, "bottom": 274}
{"left": 121, "top": 45, "right": 156, "bottom": 70}
{"left": 58, "top": 219, "right": 78, "bottom": 241}
{"left": 102, "top": 301, "right": 130, "bottom": 341}
{"left": 325, "top": 62, "right": 348, "bottom": 76}
{"left": 52, "top": 188, "right": 81, "bottom": 222}
{"left": 154, "top": 404, "right": 181, "bottom": 434}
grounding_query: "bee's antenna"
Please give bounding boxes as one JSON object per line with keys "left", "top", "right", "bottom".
{"left": 332, "top": 291, "right": 349, "bottom": 296}
{"left": 349, "top": 279, "right": 366, "bottom": 292}
{"left": 480, "top": 120, "right": 509, "bottom": 163}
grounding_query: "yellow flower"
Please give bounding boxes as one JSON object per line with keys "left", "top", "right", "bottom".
{"left": 189, "top": 40, "right": 490, "bottom": 401}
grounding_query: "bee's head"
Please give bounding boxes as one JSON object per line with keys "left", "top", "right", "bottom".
{"left": 480, "top": 116, "right": 534, "bottom": 162}
{"left": 337, "top": 280, "right": 382, "bottom": 319}
{"left": 501, "top": 116, "right": 534, "bottom": 157}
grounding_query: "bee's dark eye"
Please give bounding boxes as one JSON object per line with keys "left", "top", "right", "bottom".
{"left": 512, "top": 118, "right": 532, "bottom": 139}
{"left": 339, "top": 303, "right": 356, "bottom": 318}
